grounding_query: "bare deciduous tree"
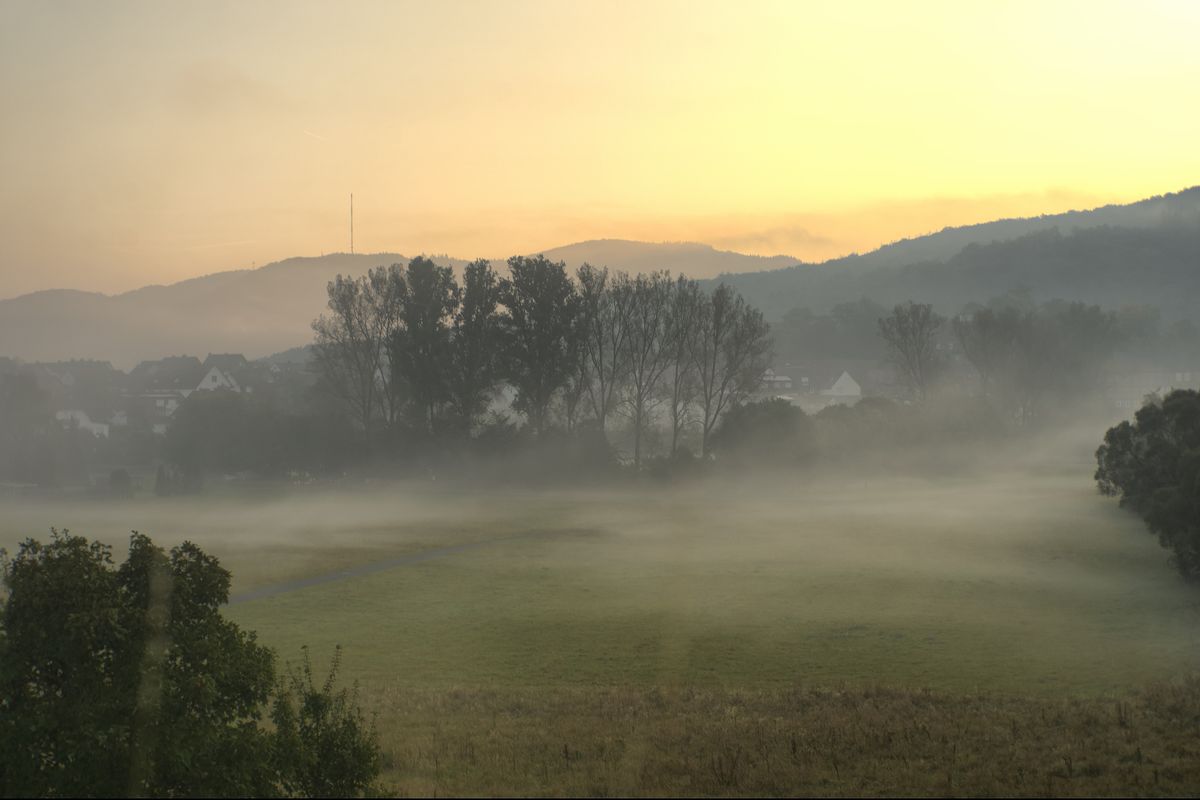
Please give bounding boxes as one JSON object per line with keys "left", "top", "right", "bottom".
{"left": 664, "top": 277, "right": 701, "bottom": 456}
{"left": 623, "top": 271, "right": 674, "bottom": 467}
{"left": 692, "top": 284, "right": 772, "bottom": 457}
{"left": 878, "top": 301, "right": 945, "bottom": 401}
{"left": 576, "top": 264, "right": 634, "bottom": 436}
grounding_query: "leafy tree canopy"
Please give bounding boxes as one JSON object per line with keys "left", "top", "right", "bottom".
{"left": 1096, "top": 389, "right": 1200, "bottom": 580}
{"left": 0, "top": 530, "right": 380, "bottom": 798}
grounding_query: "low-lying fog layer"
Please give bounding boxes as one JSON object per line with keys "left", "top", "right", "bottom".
{"left": 2, "top": 427, "right": 1198, "bottom": 696}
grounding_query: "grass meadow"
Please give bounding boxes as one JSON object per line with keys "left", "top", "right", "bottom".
{"left": 3, "top": 453, "right": 1200, "bottom": 794}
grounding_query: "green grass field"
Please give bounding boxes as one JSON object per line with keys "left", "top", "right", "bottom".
{"left": 5, "top": 466, "right": 1198, "bottom": 694}
{"left": 5, "top": 458, "right": 1200, "bottom": 794}
{"left": 215, "top": 471, "right": 1200, "bottom": 697}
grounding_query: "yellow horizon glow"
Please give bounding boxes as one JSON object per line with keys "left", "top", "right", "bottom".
{"left": 2, "top": 0, "right": 1198, "bottom": 296}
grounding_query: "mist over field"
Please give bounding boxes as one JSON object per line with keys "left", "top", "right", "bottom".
{"left": 5, "top": 1, "right": 1200, "bottom": 795}
{"left": 4, "top": 415, "right": 1196, "bottom": 696}
{"left": 4, "top": 218, "right": 1200, "bottom": 797}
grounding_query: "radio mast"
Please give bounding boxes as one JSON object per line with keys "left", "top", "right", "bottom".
{"left": 350, "top": 193, "right": 354, "bottom": 255}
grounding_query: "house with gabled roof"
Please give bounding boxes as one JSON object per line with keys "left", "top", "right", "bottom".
{"left": 822, "top": 371, "right": 862, "bottom": 404}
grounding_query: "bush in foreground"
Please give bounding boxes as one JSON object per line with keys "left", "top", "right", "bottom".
{"left": 0, "top": 530, "right": 380, "bottom": 798}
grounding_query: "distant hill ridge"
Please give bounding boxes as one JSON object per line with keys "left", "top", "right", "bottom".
{"left": 2, "top": 187, "right": 1197, "bottom": 367}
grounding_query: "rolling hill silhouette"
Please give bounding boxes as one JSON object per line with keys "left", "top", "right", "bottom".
{"left": 1, "top": 188, "right": 1196, "bottom": 367}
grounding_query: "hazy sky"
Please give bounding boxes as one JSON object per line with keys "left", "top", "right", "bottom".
{"left": 2, "top": 0, "right": 1198, "bottom": 298}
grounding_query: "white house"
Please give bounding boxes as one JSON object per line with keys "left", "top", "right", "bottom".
{"left": 195, "top": 365, "right": 241, "bottom": 393}
{"left": 820, "top": 371, "right": 862, "bottom": 406}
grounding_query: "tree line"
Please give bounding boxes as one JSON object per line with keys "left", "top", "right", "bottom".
{"left": 876, "top": 296, "right": 1128, "bottom": 427}
{"left": 311, "top": 256, "right": 772, "bottom": 464}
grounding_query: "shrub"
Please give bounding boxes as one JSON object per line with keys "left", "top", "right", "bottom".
{"left": 710, "top": 398, "right": 815, "bottom": 466}
{"left": 272, "top": 646, "right": 381, "bottom": 798}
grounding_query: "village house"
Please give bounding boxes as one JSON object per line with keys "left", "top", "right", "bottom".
{"left": 821, "top": 371, "right": 862, "bottom": 406}
{"left": 760, "top": 368, "right": 794, "bottom": 392}
{"left": 123, "top": 354, "right": 250, "bottom": 433}
{"left": 759, "top": 362, "right": 870, "bottom": 414}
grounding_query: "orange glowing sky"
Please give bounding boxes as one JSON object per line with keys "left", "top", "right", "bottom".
{"left": 2, "top": 0, "right": 1198, "bottom": 297}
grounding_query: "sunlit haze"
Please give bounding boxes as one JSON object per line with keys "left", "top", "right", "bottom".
{"left": 2, "top": 0, "right": 1199, "bottom": 297}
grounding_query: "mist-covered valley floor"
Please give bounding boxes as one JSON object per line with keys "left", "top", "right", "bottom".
{"left": 4, "top": 433, "right": 1199, "bottom": 794}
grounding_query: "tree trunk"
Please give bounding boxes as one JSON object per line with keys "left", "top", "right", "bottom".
{"left": 633, "top": 407, "right": 643, "bottom": 469}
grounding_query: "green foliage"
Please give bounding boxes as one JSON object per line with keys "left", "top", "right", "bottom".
{"left": 0, "top": 530, "right": 381, "bottom": 798}
{"left": 445, "top": 260, "right": 507, "bottom": 434}
{"left": 164, "top": 390, "right": 355, "bottom": 479}
{"left": 710, "top": 398, "right": 814, "bottom": 465}
{"left": 499, "top": 256, "right": 580, "bottom": 436}
{"left": 388, "top": 256, "right": 459, "bottom": 434}
{"left": 272, "top": 646, "right": 381, "bottom": 799}
{"left": 1096, "top": 389, "right": 1200, "bottom": 579}
{"left": 0, "top": 368, "right": 95, "bottom": 486}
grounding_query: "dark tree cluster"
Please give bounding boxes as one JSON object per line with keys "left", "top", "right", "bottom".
{"left": 773, "top": 299, "right": 888, "bottom": 365}
{"left": 0, "top": 530, "right": 380, "bottom": 797}
{"left": 952, "top": 299, "right": 1121, "bottom": 427}
{"left": 878, "top": 301, "right": 946, "bottom": 401}
{"left": 1096, "top": 389, "right": 1200, "bottom": 580}
{"left": 709, "top": 397, "right": 816, "bottom": 466}
{"left": 0, "top": 366, "right": 98, "bottom": 487}
{"left": 311, "top": 256, "right": 772, "bottom": 465}
{"left": 161, "top": 390, "right": 356, "bottom": 487}
{"left": 866, "top": 294, "right": 1132, "bottom": 429}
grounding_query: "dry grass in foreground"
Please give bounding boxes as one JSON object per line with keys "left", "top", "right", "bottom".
{"left": 370, "top": 678, "right": 1200, "bottom": 797}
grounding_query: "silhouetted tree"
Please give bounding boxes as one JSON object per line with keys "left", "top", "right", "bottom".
{"left": 500, "top": 255, "right": 579, "bottom": 436}
{"left": 311, "top": 266, "right": 404, "bottom": 434}
{"left": 692, "top": 284, "right": 772, "bottom": 458}
{"left": 623, "top": 271, "right": 674, "bottom": 467}
{"left": 955, "top": 301, "right": 1119, "bottom": 426}
{"left": 878, "top": 301, "right": 945, "bottom": 400}
{"left": 389, "top": 256, "right": 458, "bottom": 433}
{"left": 664, "top": 277, "right": 702, "bottom": 456}
{"left": 445, "top": 259, "right": 506, "bottom": 435}
{"left": 576, "top": 264, "right": 634, "bottom": 437}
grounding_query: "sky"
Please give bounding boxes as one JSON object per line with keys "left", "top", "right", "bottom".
{"left": 1, "top": 0, "right": 1199, "bottom": 298}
